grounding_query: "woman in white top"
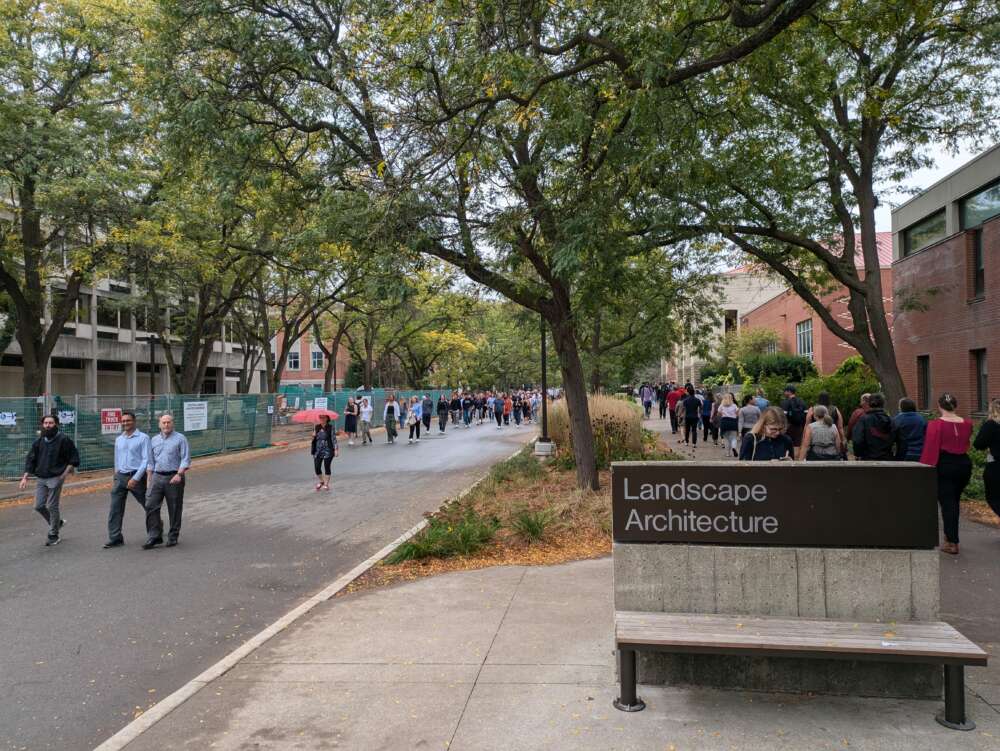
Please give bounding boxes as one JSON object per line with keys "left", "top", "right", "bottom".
{"left": 359, "top": 397, "right": 374, "bottom": 445}
{"left": 717, "top": 392, "right": 740, "bottom": 458}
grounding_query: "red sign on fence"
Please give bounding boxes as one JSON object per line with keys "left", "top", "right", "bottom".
{"left": 101, "top": 408, "right": 122, "bottom": 435}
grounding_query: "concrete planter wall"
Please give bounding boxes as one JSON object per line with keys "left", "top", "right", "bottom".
{"left": 613, "top": 543, "right": 942, "bottom": 698}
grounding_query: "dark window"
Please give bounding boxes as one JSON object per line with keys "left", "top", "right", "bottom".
{"left": 973, "top": 349, "right": 988, "bottom": 413}
{"left": 96, "top": 297, "right": 119, "bottom": 328}
{"left": 917, "top": 355, "right": 931, "bottom": 411}
{"left": 96, "top": 330, "right": 118, "bottom": 340}
{"left": 960, "top": 179, "right": 1000, "bottom": 229}
{"left": 724, "top": 309, "right": 738, "bottom": 334}
{"left": 903, "top": 211, "right": 947, "bottom": 256}
{"left": 77, "top": 295, "right": 91, "bottom": 325}
{"left": 972, "top": 229, "right": 985, "bottom": 299}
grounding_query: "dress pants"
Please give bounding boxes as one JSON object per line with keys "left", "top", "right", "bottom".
{"left": 108, "top": 472, "right": 147, "bottom": 543}
{"left": 146, "top": 472, "right": 185, "bottom": 543}
{"left": 34, "top": 475, "right": 66, "bottom": 540}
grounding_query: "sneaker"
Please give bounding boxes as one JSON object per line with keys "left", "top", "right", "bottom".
{"left": 349, "top": 440, "right": 354, "bottom": 446}
{"left": 415, "top": 438, "right": 420, "bottom": 442}
{"left": 315, "top": 482, "right": 324, "bottom": 491}
{"left": 45, "top": 537, "right": 61, "bottom": 547}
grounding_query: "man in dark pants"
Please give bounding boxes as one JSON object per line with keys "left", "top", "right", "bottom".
{"left": 20, "top": 414, "right": 80, "bottom": 546}
{"left": 104, "top": 410, "right": 150, "bottom": 549}
{"left": 145, "top": 413, "right": 191, "bottom": 549}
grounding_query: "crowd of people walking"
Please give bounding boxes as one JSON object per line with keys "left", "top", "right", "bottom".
{"left": 639, "top": 380, "right": 1000, "bottom": 555}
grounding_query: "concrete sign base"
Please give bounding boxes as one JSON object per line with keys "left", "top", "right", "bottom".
{"left": 613, "top": 543, "right": 942, "bottom": 698}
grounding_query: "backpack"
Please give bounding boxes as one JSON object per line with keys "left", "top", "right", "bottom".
{"left": 787, "top": 398, "right": 807, "bottom": 427}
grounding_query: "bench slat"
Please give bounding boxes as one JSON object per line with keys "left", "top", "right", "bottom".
{"left": 615, "top": 611, "right": 988, "bottom": 665}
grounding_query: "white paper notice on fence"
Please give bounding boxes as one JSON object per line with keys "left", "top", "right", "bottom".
{"left": 58, "top": 410, "right": 75, "bottom": 425}
{"left": 101, "top": 408, "right": 122, "bottom": 435}
{"left": 0, "top": 411, "right": 16, "bottom": 427}
{"left": 313, "top": 397, "right": 328, "bottom": 410}
{"left": 267, "top": 405, "right": 274, "bottom": 414}
{"left": 184, "top": 401, "right": 209, "bottom": 432}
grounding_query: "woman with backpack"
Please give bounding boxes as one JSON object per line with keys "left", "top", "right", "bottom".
{"left": 737, "top": 394, "right": 760, "bottom": 438}
{"left": 920, "top": 393, "right": 974, "bottom": 555}
{"left": 739, "top": 407, "right": 794, "bottom": 461}
{"left": 310, "top": 414, "right": 339, "bottom": 491}
{"left": 717, "top": 392, "right": 740, "bottom": 458}
{"left": 973, "top": 398, "right": 1000, "bottom": 521}
{"left": 798, "top": 404, "right": 842, "bottom": 461}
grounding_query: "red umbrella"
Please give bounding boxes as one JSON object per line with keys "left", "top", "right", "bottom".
{"left": 291, "top": 408, "right": 340, "bottom": 424}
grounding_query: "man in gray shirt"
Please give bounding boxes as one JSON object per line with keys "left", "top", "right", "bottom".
{"left": 144, "top": 414, "right": 191, "bottom": 549}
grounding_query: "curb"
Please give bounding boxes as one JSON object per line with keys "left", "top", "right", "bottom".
{"left": 92, "top": 439, "right": 531, "bottom": 751}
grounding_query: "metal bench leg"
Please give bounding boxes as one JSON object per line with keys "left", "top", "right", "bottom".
{"left": 613, "top": 648, "right": 645, "bottom": 712}
{"left": 936, "top": 665, "right": 975, "bottom": 731}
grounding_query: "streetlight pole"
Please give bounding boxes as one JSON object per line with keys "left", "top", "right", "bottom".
{"left": 536, "top": 314, "right": 553, "bottom": 455}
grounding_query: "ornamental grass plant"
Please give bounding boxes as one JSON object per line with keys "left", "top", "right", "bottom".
{"left": 549, "top": 393, "right": 643, "bottom": 469}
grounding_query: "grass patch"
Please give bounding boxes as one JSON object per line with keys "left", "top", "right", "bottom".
{"left": 386, "top": 509, "right": 500, "bottom": 563}
{"left": 510, "top": 507, "right": 556, "bottom": 542}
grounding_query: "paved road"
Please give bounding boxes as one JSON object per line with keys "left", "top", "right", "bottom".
{"left": 0, "top": 421, "right": 533, "bottom": 751}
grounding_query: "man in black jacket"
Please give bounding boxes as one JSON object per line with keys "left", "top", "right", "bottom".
{"left": 19, "top": 414, "right": 81, "bottom": 546}
{"left": 851, "top": 392, "right": 895, "bottom": 461}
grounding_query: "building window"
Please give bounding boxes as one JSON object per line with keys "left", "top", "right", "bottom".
{"left": 795, "top": 319, "right": 813, "bottom": 361}
{"left": 960, "top": 179, "right": 1000, "bottom": 229}
{"left": 287, "top": 350, "right": 300, "bottom": 371}
{"left": 971, "top": 229, "right": 985, "bottom": 299}
{"left": 973, "top": 349, "right": 988, "bottom": 413}
{"left": 765, "top": 341, "right": 778, "bottom": 355}
{"left": 902, "top": 210, "right": 946, "bottom": 256}
{"left": 917, "top": 355, "right": 931, "bottom": 411}
{"left": 724, "top": 309, "right": 738, "bottom": 334}
{"left": 311, "top": 350, "right": 324, "bottom": 370}
{"left": 96, "top": 297, "right": 119, "bottom": 328}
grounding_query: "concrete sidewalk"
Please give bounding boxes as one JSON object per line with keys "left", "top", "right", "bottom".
{"left": 118, "top": 556, "right": 999, "bottom": 750}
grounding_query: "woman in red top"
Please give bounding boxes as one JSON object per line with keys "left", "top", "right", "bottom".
{"left": 919, "top": 393, "right": 974, "bottom": 554}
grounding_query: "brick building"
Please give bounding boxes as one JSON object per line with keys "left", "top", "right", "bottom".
{"left": 660, "top": 267, "right": 786, "bottom": 383}
{"left": 271, "top": 329, "right": 351, "bottom": 391}
{"left": 891, "top": 144, "right": 1000, "bottom": 415}
{"left": 739, "top": 234, "right": 894, "bottom": 374}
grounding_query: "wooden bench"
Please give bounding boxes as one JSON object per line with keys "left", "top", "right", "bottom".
{"left": 614, "top": 610, "right": 988, "bottom": 731}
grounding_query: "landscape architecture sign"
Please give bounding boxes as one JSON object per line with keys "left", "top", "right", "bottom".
{"left": 611, "top": 461, "right": 938, "bottom": 549}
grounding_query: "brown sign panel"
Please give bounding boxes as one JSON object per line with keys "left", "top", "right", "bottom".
{"left": 612, "top": 461, "right": 938, "bottom": 549}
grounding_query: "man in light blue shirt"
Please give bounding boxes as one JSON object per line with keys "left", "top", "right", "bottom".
{"left": 144, "top": 414, "right": 191, "bottom": 549}
{"left": 104, "top": 410, "right": 151, "bottom": 549}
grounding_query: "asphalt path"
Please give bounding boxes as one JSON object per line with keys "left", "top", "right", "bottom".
{"left": 0, "top": 420, "right": 533, "bottom": 751}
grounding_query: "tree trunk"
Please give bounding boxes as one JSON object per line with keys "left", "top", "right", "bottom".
{"left": 549, "top": 313, "right": 598, "bottom": 491}
{"left": 589, "top": 315, "right": 602, "bottom": 393}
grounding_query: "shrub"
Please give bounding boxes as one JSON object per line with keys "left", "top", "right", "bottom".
{"left": 386, "top": 509, "right": 500, "bottom": 563}
{"left": 510, "top": 508, "right": 556, "bottom": 542}
{"left": 739, "top": 353, "right": 817, "bottom": 383}
{"left": 548, "top": 393, "right": 643, "bottom": 469}
{"left": 491, "top": 450, "right": 544, "bottom": 484}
